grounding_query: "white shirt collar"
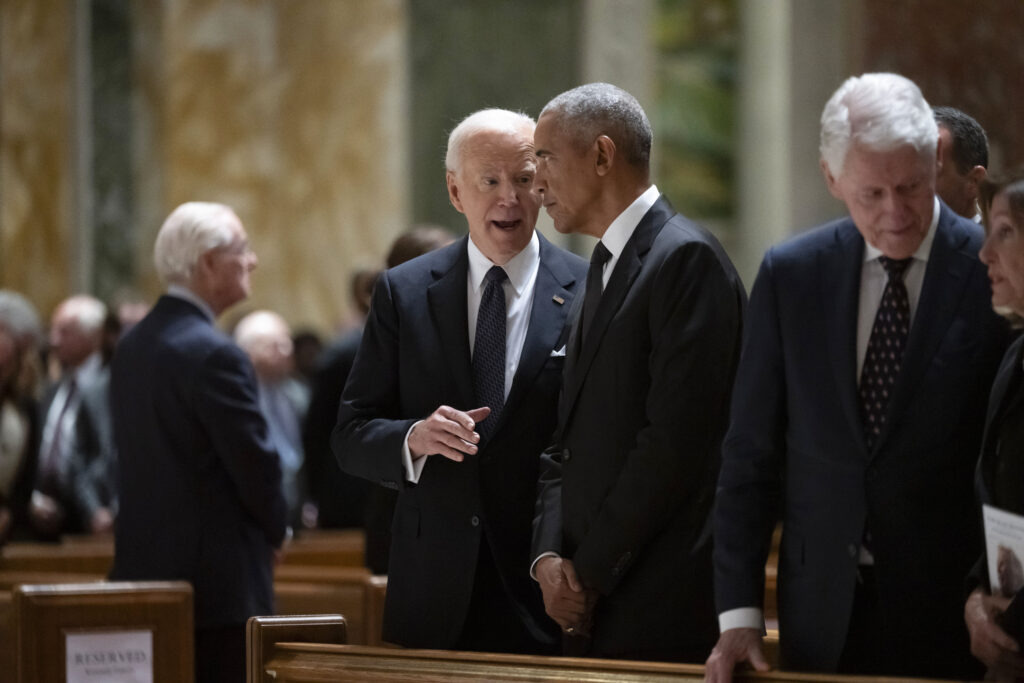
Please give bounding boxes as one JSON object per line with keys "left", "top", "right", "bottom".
{"left": 600, "top": 185, "right": 660, "bottom": 259}
{"left": 863, "top": 195, "right": 940, "bottom": 264}
{"left": 166, "top": 283, "right": 216, "bottom": 322}
{"left": 467, "top": 231, "right": 540, "bottom": 298}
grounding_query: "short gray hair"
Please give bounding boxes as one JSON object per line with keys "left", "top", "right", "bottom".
{"left": 540, "top": 82, "right": 652, "bottom": 169}
{"left": 445, "top": 108, "right": 536, "bottom": 174}
{"left": 820, "top": 73, "right": 938, "bottom": 177}
{"left": 153, "top": 202, "right": 238, "bottom": 285}
{"left": 0, "top": 289, "right": 43, "bottom": 347}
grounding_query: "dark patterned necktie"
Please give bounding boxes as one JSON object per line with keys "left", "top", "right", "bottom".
{"left": 473, "top": 266, "right": 508, "bottom": 439}
{"left": 860, "top": 256, "right": 913, "bottom": 449}
{"left": 581, "top": 241, "right": 611, "bottom": 345}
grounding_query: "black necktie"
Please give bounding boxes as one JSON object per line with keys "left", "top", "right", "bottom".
{"left": 581, "top": 242, "right": 611, "bottom": 345}
{"left": 473, "top": 266, "right": 508, "bottom": 439}
{"left": 860, "top": 256, "right": 912, "bottom": 449}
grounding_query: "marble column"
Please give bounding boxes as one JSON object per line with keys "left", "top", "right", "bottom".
{"left": 133, "top": 0, "right": 409, "bottom": 333}
{"left": 0, "top": 0, "right": 76, "bottom": 315}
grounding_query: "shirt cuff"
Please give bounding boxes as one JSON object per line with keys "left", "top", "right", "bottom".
{"left": 402, "top": 421, "right": 427, "bottom": 483}
{"left": 530, "top": 551, "right": 561, "bottom": 581}
{"left": 718, "top": 607, "right": 763, "bottom": 633}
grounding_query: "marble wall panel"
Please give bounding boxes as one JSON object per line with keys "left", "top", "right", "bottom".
{"left": 134, "top": 0, "right": 408, "bottom": 334}
{"left": 0, "top": 0, "right": 75, "bottom": 317}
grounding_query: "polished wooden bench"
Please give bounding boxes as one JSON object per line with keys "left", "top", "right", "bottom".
{"left": 282, "top": 529, "right": 365, "bottom": 567}
{"left": 0, "top": 540, "right": 114, "bottom": 574}
{"left": 14, "top": 580, "right": 194, "bottom": 682}
{"left": 273, "top": 565, "right": 376, "bottom": 644}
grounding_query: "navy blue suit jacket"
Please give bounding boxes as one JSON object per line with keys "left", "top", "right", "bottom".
{"left": 714, "top": 202, "right": 1009, "bottom": 676}
{"left": 333, "top": 233, "right": 586, "bottom": 649}
{"left": 533, "top": 196, "right": 746, "bottom": 661}
{"left": 110, "top": 295, "right": 287, "bottom": 628}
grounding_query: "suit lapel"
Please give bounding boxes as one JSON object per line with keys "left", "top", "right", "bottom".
{"left": 873, "top": 207, "right": 974, "bottom": 455}
{"left": 500, "top": 235, "right": 578, "bottom": 430}
{"left": 562, "top": 198, "right": 670, "bottom": 426}
{"left": 426, "top": 238, "right": 475, "bottom": 409}
{"left": 820, "top": 221, "right": 867, "bottom": 453}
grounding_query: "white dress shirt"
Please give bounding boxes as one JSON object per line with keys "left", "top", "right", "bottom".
{"left": 402, "top": 232, "right": 541, "bottom": 483}
{"left": 719, "top": 196, "right": 942, "bottom": 634}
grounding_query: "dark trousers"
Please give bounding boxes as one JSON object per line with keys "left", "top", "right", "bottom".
{"left": 454, "top": 537, "right": 558, "bottom": 655}
{"left": 195, "top": 624, "right": 246, "bottom": 683}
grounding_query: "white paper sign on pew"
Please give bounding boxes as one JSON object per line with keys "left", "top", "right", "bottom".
{"left": 66, "top": 629, "right": 153, "bottom": 683}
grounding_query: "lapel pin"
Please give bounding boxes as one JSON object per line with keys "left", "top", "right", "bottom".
{"left": 552, "top": 295, "right": 565, "bottom": 305}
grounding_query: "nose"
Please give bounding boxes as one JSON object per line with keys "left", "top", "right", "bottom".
{"left": 497, "top": 180, "right": 519, "bottom": 207}
{"left": 979, "top": 231, "right": 995, "bottom": 266}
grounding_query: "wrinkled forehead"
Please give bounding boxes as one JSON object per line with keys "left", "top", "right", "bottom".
{"left": 460, "top": 127, "right": 536, "bottom": 170}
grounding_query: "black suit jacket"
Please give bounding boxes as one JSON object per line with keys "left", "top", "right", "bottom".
{"left": 972, "top": 335, "right": 1024, "bottom": 616}
{"left": 714, "top": 202, "right": 1009, "bottom": 677}
{"left": 333, "top": 234, "right": 587, "bottom": 649}
{"left": 533, "top": 196, "right": 746, "bottom": 661}
{"left": 110, "top": 295, "right": 287, "bottom": 628}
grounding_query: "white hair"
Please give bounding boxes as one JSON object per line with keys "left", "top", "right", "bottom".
{"left": 444, "top": 108, "right": 535, "bottom": 174}
{"left": 56, "top": 294, "right": 107, "bottom": 336}
{"left": 820, "top": 73, "right": 938, "bottom": 177}
{"left": 153, "top": 202, "right": 238, "bottom": 285}
{"left": 234, "top": 310, "right": 291, "bottom": 353}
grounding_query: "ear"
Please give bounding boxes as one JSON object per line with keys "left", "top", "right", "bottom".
{"left": 968, "top": 164, "right": 988, "bottom": 187}
{"left": 446, "top": 170, "right": 465, "bottom": 214}
{"left": 821, "top": 158, "right": 843, "bottom": 200}
{"left": 594, "top": 135, "right": 615, "bottom": 177}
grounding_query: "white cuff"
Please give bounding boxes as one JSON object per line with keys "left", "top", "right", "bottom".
{"left": 530, "top": 551, "right": 561, "bottom": 581}
{"left": 402, "top": 421, "right": 427, "bottom": 483}
{"left": 718, "top": 607, "right": 763, "bottom": 633}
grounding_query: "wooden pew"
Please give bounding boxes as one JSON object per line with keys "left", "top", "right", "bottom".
{"left": 246, "top": 618, "right": 966, "bottom": 683}
{"left": 14, "top": 580, "right": 194, "bottom": 682}
{"left": 281, "top": 529, "right": 365, "bottom": 567}
{"left": 0, "top": 540, "right": 114, "bottom": 574}
{"left": 246, "top": 614, "right": 347, "bottom": 682}
{"left": 273, "top": 566, "right": 372, "bottom": 644}
{"left": 0, "top": 590, "right": 14, "bottom": 675}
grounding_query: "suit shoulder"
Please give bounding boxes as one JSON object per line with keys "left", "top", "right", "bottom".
{"left": 765, "top": 216, "right": 854, "bottom": 265}
{"left": 540, "top": 238, "right": 588, "bottom": 280}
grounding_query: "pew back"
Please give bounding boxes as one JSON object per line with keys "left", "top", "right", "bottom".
{"left": 15, "top": 581, "right": 193, "bottom": 683}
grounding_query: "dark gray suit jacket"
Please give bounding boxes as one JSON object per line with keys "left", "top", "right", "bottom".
{"left": 334, "top": 234, "right": 586, "bottom": 649}
{"left": 110, "top": 295, "right": 287, "bottom": 628}
{"left": 714, "top": 201, "right": 1009, "bottom": 677}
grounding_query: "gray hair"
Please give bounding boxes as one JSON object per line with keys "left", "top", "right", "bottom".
{"left": 56, "top": 294, "right": 107, "bottom": 336}
{"left": 445, "top": 109, "right": 536, "bottom": 175}
{"left": 540, "top": 82, "right": 652, "bottom": 169}
{"left": 153, "top": 202, "right": 238, "bottom": 285}
{"left": 0, "top": 289, "right": 43, "bottom": 347}
{"left": 820, "top": 73, "right": 938, "bottom": 177}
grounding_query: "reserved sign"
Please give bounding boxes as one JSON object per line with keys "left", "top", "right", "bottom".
{"left": 66, "top": 630, "right": 153, "bottom": 683}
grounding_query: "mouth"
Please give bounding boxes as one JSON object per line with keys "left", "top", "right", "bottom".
{"left": 490, "top": 219, "right": 522, "bottom": 230}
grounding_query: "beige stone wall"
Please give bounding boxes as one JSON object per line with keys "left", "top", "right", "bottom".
{"left": 135, "top": 0, "right": 409, "bottom": 334}
{"left": 0, "top": 0, "right": 75, "bottom": 316}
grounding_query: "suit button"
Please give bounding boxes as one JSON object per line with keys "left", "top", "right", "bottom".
{"left": 562, "top": 448, "right": 572, "bottom": 462}
{"left": 471, "top": 515, "right": 480, "bottom": 527}
{"left": 847, "top": 543, "right": 858, "bottom": 558}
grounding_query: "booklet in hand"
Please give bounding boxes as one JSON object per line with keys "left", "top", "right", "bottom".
{"left": 983, "top": 504, "right": 1024, "bottom": 640}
